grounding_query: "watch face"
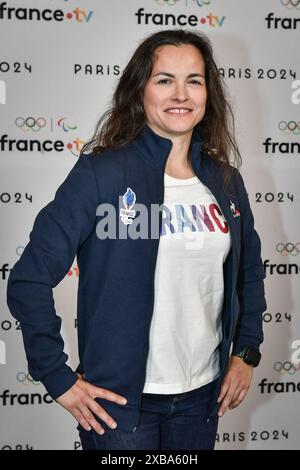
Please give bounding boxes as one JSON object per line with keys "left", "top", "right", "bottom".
{"left": 245, "top": 349, "right": 261, "bottom": 366}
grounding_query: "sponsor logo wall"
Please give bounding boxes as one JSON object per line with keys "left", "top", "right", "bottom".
{"left": 0, "top": 0, "right": 299, "bottom": 450}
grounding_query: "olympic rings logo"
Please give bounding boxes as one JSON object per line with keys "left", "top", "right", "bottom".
{"left": 16, "top": 372, "right": 41, "bottom": 386}
{"left": 274, "top": 361, "right": 300, "bottom": 374}
{"left": 278, "top": 121, "right": 300, "bottom": 134}
{"left": 280, "top": 0, "right": 300, "bottom": 9}
{"left": 276, "top": 242, "right": 300, "bottom": 256}
{"left": 15, "top": 116, "right": 46, "bottom": 132}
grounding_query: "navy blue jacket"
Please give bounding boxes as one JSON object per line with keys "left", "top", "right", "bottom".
{"left": 7, "top": 123, "right": 267, "bottom": 432}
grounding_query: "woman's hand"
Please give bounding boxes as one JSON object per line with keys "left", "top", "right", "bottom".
{"left": 56, "top": 375, "right": 128, "bottom": 435}
{"left": 217, "top": 356, "right": 253, "bottom": 417}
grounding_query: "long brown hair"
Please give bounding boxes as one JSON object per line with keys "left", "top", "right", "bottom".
{"left": 79, "top": 29, "right": 242, "bottom": 189}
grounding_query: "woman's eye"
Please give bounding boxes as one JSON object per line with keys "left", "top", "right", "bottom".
{"left": 157, "top": 79, "right": 204, "bottom": 85}
{"left": 157, "top": 79, "right": 171, "bottom": 84}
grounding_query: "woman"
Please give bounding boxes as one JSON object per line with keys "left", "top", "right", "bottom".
{"left": 7, "top": 29, "right": 267, "bottom": 450}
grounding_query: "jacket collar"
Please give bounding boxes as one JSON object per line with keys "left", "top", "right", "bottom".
{"left": 133, "top": 122, "right": 204, "bottom": 173}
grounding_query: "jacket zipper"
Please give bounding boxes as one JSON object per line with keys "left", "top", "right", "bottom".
{"left": 131, "top": 167, "right": 166, "bottom": 432}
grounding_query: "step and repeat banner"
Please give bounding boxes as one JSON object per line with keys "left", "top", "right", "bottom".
{"left": 0, "top": 0, "right": 299, "bottom": 450}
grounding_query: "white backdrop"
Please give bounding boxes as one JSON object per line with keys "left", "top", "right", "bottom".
{"left": 0, "top": 0, "right": 299, "bottom": 450}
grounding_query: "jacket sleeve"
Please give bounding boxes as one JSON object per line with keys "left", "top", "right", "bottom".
{"left": 6, "top": 154, "right": 99, "bottom": 399}
{"left": 231, "top": 170, "right": 267, "bottom": 355}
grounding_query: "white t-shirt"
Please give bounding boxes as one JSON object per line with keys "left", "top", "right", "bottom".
{"left": 142, "top": 172, "right": 232, "bottom": 394}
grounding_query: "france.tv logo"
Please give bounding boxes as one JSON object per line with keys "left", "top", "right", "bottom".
{"left": 0, "top": 2, "right": 94, "bottom": 22}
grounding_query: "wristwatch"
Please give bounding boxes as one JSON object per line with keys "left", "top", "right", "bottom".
{"left": 234, "top": 347, "right": 261, "bottom": 367}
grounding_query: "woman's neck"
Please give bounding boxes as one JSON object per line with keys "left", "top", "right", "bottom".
{"left": 164, "top": 133, "right": 195, "bottom": 178}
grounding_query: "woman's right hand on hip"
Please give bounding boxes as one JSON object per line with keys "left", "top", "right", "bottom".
{"left": 56, "top": 376, "right": 127, "bottom": 435}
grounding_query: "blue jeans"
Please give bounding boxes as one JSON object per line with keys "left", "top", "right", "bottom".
{"left": 77, "top": 377, "right": 220, "bottom": 450}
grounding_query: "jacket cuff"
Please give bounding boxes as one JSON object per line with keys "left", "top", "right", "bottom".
{"left": 41, "top": 365, "right": 79, "bottom": 400}
{"left": 231, "top": 340, "right": 261, "bottom": 357}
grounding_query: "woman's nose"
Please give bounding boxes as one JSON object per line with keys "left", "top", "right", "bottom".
{"left": 171, "top": 82, "right": 189, "bottom": 101}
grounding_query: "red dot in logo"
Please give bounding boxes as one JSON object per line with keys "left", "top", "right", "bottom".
{"left": 66, "top": 12, "right": 73, "bottom": 19}
{"left": 66, "top": 143, "right": 72, "bottom": 149}
{"left": 200, "top": 17, "right": 206, "bottom": 24}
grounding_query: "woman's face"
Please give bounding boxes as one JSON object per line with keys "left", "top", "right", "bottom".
{"left": 143, "top": 44, "right": 207, "bottom": 140}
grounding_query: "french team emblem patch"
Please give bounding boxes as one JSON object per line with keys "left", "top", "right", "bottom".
{"left": 120, "top": 187, "right": 136, "bottom": 225}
